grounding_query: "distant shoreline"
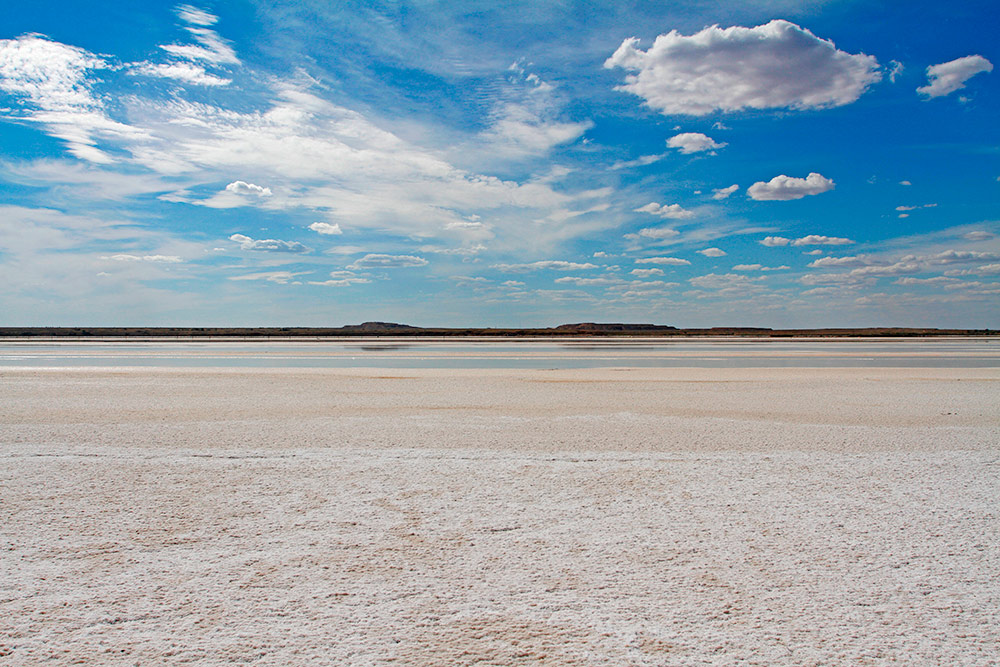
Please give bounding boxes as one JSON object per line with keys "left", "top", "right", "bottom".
{"left": 1, "top": 323, "right": 997, "bottom": 339}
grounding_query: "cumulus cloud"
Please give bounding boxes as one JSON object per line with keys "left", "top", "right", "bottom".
{"left": 347, "top": 253, "right": 428, "bottom": 269}
{"left": 634, "top": 256, "right": 690, "bottom": 266}
{"left": 917, "top": 55, "right": 993, "bottom": 98}
{"left": 604, "top": 20, "right": 880, "bottom": 116}
{"left": 806, "top": 249, "right": 1000, "bottom": 283}
{"left": 130, "top": 61, "right": 230, "bottom": 86}
{"left": 491, "top": 260, "right": 598, "bottom": 272}
{"left": 793, "top": 234, "right": 853, "bottom": 246}
{"left": 630, "top": 268, "right": 664, "bottom": 277}
{"left": 747, "top": 172, "right": 834, "bottom": 201}
{"left": 697, "top": 247, "right": 726, "bottom": 257}
{"left": 712, "top": 184, "right": 739, "bottom": 200}
{"left": 225, "top": 180, "right": 272, "bottom": 196}
{"left": 732, "top": 264, "right": 789, "bottom": 271}
{"left": 554, "top": 276, "right": 624, "bottom": 286}
{"left": 229, "top": 233, "right": 310, "bottom": 253}
{"left": 666, "top": 132, "right": 726, "bottom": 154}
{"left": 761, "top": 234, "right": 852, "bottom": 247}
{"left": 104, "top": 253, "right": 182, "bottom": 263}
{"left": 634, "top": 202, "right": 695, "bottom": 219}
{"left": 625, "top": 226, "right": 680, "bottom": 242}
{"left": 309, "top": 222, "right": 342, "bottom": 235}
{"left": 896, "top": 203, "right": 936, "bottom": 218}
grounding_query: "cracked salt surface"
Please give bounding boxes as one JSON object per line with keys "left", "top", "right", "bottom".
{"left": 1, "top": 364, "right": 999, "bottom": 665}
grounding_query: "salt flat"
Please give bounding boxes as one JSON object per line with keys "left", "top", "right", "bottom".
{"left": 2, "top": 362, "right": 999, "bottom": 665}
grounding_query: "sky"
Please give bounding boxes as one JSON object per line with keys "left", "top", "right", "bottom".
{"left": 0, "top": 0, "right": 997, "bottom": 328}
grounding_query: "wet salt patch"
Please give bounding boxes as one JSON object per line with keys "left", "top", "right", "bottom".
{"left": 3, "top": 445, "right": 999, "bottom": 665}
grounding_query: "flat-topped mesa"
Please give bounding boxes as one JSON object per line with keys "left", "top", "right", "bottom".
{"left": 339, "top": 322, "right": 420, "bottom": 333}
{"left": 553, "top": 323, "right": 678, "bottom": 333}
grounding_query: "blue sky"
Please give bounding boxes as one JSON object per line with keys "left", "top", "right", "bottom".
{"left": 1, "top": 0, "right": 997, "bottom": 327}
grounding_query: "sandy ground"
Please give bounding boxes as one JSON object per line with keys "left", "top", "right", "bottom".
{"left": 2, "top": 365, "right": 999, "bottom": 665}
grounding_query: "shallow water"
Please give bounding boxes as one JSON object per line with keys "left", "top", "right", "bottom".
{"left": 2, "top": 338, "right": 998, "bottom": 368}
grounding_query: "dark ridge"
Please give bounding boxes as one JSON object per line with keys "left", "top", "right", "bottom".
{"left": 553, "top": 323, "right": 678, "bottom": 333}
{"left": 0, "top": 324, "right": 996, "bottom": 338}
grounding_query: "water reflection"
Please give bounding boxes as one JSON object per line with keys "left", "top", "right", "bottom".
{"left": 0, "top": 339, "right": 997, "bottom": 369}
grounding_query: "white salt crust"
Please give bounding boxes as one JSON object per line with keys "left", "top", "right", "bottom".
{"left": 2, "top": 365, "right": 999, "bottom": 665}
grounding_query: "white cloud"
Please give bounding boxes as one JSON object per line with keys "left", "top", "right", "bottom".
{"left": 712, "top": 184, "right": 739, "bottom": 200}
{"left": 105, "top": 253, "right": 182, "bottom": 263}
{"left": 697, "top": 247, "right": 726, "bottom": 257}
{"left": 160, "top": 7, "right": 239, "bottom": 65}
{"left": 347, "top": 253, "right": 428, "bottom": 269}
{"left": 806, "top": 249, "right": 1000, "bottom": 283}
{"left": 896, "top": 203, "right": 936, "bottom": 217}
{"left": 610, "top": 154, "right": 664, "bottom": 170}
{"left": 917, "top": 55, "right": 993, "bottom": 98}
{"left": 308, "top": 270, "right": 370, "bottom": 286}
{"left": 666, "top": 132, "right": 726, "bottom": 154}
{"left": 634, "top": 202, "right": 695, "bottom": 219}
{"left": 803, "top": 249, "right": 824, "bottom": 255}
{"left": 229, "top": 233, "right": 310, "bottom": 253}
{"left": 554, "top": 276, "right": 623, "bottom": 286}
{"left": 229, "top": 271, "right": 303, "bottom": 284}
{"left": 482, "top": 66, "right": 591, "bottom": 157}
{"left": 888, "top": 60, "right": 904, "bottom": 83}
{"left": 630, "top": 268, "right": 664, "bottom": 277}
{"left": 1, "top": 32, "right": 604, "bottom": 252}
{"left": 177, "top": 5, "right": 218, "bottom": 27}
{"left": 747, "top": 172, "right": 834, "bottom": 200}
{"left": 444, "top": 221, "right": 485, "bottom": 230}
{"left": 793, "top": 234, "right": 853, "bottom": 246}
{"left": 309, "top": 222, "right": 342, "bottom": 235}
{"left": 225, "top": 180, "right": 272, "bottom": 196}
{"left": 491, "top": 260, "right": 598, "bottom": 272}
{"left": 131, "top": 62, "right": 230, "bottom": 86}
{"left": 900, "top": 180, "right": 912, "bottom": 186}
{"left": 634, "top": 256, "right": 690, "bottom": 266}
{"left": 894, "top": 276, "right": 960, "bottom": 286}
{"left": 689, "top": 273, "right": 765, "bottom": 289}
{"left": 605, "top": 20, "right": 880, "bottom": 115}
{"left": 963, "top": 231, "right": 994, "bottom": 241}
{"left": 761, "top": 234, "right": 852, "bottom": 247}
{"left": 625, "top": 226, "right": 680, "bottom": 241}
{"left": 732, "top": 264, "right": 789, "bottom": 271}
{"left": 0, "top": 35, "right": 146, "bottom": 163}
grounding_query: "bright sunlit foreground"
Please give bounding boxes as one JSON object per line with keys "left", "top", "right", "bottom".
{"left": 2, "top": 364, "right": 999, "bottom": 665}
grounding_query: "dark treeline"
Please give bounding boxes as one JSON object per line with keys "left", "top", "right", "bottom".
{"left": 1, "top": 322, "right": 996, "bottom": 338}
